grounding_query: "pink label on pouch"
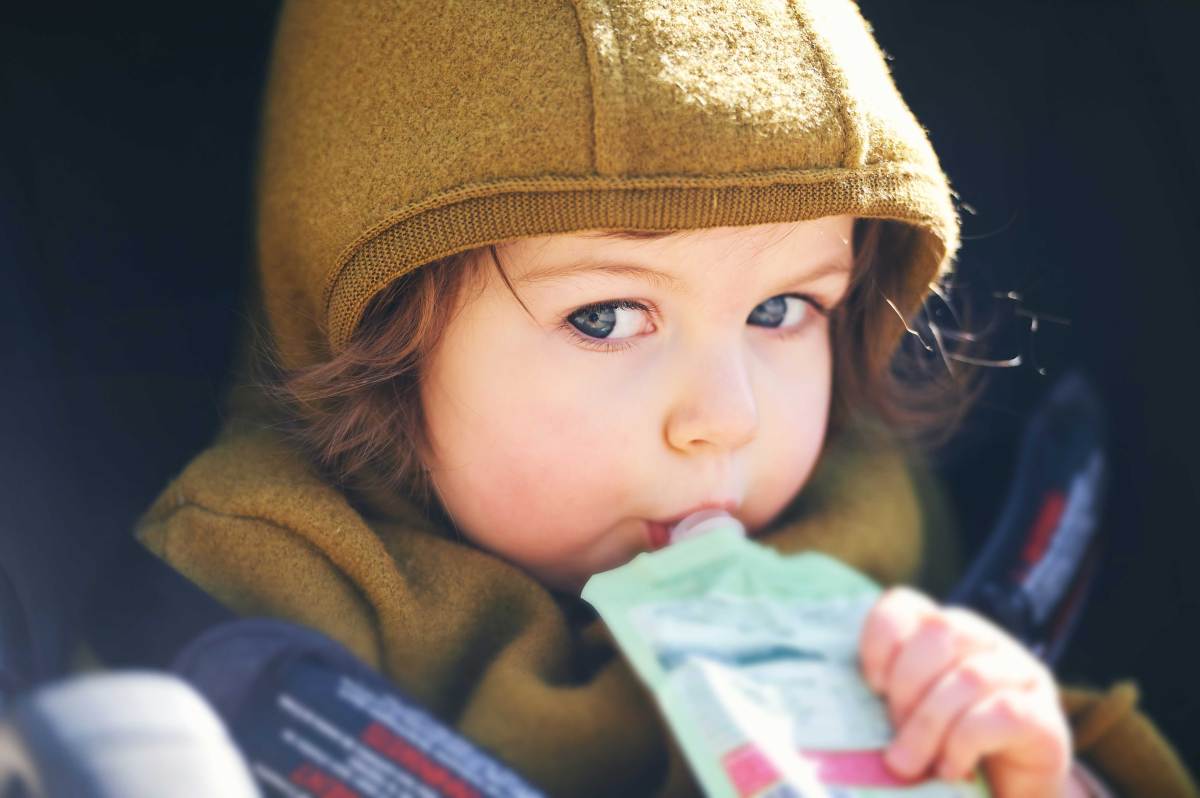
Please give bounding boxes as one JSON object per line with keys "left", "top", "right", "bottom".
{"left": 800, "top": 749, "right": 911, "bottom": 787}
{"left": 724, "top": 745, "right": 915, "bottom": 795}
{"left": 723, "top": 744, "right": 780, "bottom": 797}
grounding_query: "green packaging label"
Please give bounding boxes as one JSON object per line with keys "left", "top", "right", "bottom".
{"left": 582, "top": 528, "right": 990, "bottom": 798}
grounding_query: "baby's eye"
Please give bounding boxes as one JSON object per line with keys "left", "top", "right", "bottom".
{"left": 747, "top": 294, "right": 814, "bottom": 329}
{"left": 567, "top": 300, "right": 650, "bottom": 340}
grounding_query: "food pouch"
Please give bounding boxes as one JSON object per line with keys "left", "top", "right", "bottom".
{"left": 581, "top": 524, "right": 990, "bottom": 798}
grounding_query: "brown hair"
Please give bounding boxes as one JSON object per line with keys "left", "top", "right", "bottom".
{"left": 263, "top": 219, "right": 975, "bottom": 503}
{"left": 830, "top": 219, "right": 977, "bottom": 441}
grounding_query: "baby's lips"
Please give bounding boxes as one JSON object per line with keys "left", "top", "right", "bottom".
{"left": 646, "top": 520, "right": 671, "bottom": 551}
{"left": 668, "top": 509, "right": 746, "bottom": 544}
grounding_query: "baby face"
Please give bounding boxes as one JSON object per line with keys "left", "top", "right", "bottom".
{"left": 420, "top": 216, "right": 855, "bottom": 592}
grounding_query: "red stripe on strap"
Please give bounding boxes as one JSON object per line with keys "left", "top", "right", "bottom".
{"left": 1020, "top": 491, "right": 1066, "bottom": 573}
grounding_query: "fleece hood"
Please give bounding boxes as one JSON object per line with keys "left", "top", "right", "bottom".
{"left": 255, "top": 0, "right": 959, "bottom": 369}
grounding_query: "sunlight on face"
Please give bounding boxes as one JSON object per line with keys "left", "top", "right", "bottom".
{"left": 420, "top": 216, "right": 855, "bottom": 593}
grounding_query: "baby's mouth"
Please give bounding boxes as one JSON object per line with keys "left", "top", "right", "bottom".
{"left": 647, "top": 520, "right": 672, "bottom": 551}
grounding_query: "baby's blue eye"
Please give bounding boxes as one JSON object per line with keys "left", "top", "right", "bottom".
{"left": 567, "top": 300, "right": 646, "bottom": 340}
{"left": 570, "top": 305, "right": 617, "bottom": 338}
{"left": 748, "top": 295, "right": 810, "bottom": 329}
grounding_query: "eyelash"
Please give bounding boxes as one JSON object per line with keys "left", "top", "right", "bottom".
{"left": 559, "top": 294, "right": 828, "bottom": 353}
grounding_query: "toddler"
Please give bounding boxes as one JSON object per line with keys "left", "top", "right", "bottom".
{"left": 137, "top": 1, "right": 1196, "bottom": 796}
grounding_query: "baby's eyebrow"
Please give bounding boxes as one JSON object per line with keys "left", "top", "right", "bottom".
{"left": 582, "top": 229, "right": 679, "bottom": 241}
{"left": 771, "top": 259, "right": 854, "bottom": 288}
{"left": 517, "top": 259, "right": 685, "bottom": 290}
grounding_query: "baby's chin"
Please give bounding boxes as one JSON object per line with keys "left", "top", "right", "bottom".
{"left": 520, "top": 562, "right": 593, "bottom": 596}
{"left": 519, "top": 516, "right": 653, "bottom": 595}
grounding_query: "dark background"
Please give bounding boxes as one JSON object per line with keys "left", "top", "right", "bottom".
{"left": 2, "top": 0, "right": 1196, "bottom": 775}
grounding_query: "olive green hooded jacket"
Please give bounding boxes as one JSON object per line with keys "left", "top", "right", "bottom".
{"left": 135, "top": 1, "right": 1196, "bottom": 795}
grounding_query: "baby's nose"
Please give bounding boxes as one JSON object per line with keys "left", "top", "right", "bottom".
{"left": 663, "top": 348, "right": 758, "bottom": 454}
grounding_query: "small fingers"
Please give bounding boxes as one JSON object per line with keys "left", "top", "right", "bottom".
{"left": 885, "top": 607, "right": 1000, "bottom": 724}
{"left": 884, "top": 648, "right": 1032, "bottom": 780}
{"left": 859, "top": 587, "right": 937, "bottom": 693}
{"left": 938, "top": 687, "right": 1072, "bottom": 792}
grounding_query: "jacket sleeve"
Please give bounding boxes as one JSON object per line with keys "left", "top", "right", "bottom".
{"left": 1061, "top": 682, "right": 1198, "bottom": 797}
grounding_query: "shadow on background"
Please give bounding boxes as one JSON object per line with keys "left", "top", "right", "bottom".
{"left": 859, "top": 0, "right": 1200, "bottom": 769}
{"left": 1, "top": 0, "right": 1196, "bottom": 772}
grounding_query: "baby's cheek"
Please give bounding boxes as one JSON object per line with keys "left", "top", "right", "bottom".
{"left": 743, "top": 370, "right": 830, "bottom": 530}
{"left": 458, "top": 400, "right": 634, "bottom": 535}
{"left": 524, "top": 404, "right": 642, "bottom": 513}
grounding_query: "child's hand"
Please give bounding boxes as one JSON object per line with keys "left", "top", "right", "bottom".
{"left": 859, "top": 587, "right": 1077, "bottom": 798}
